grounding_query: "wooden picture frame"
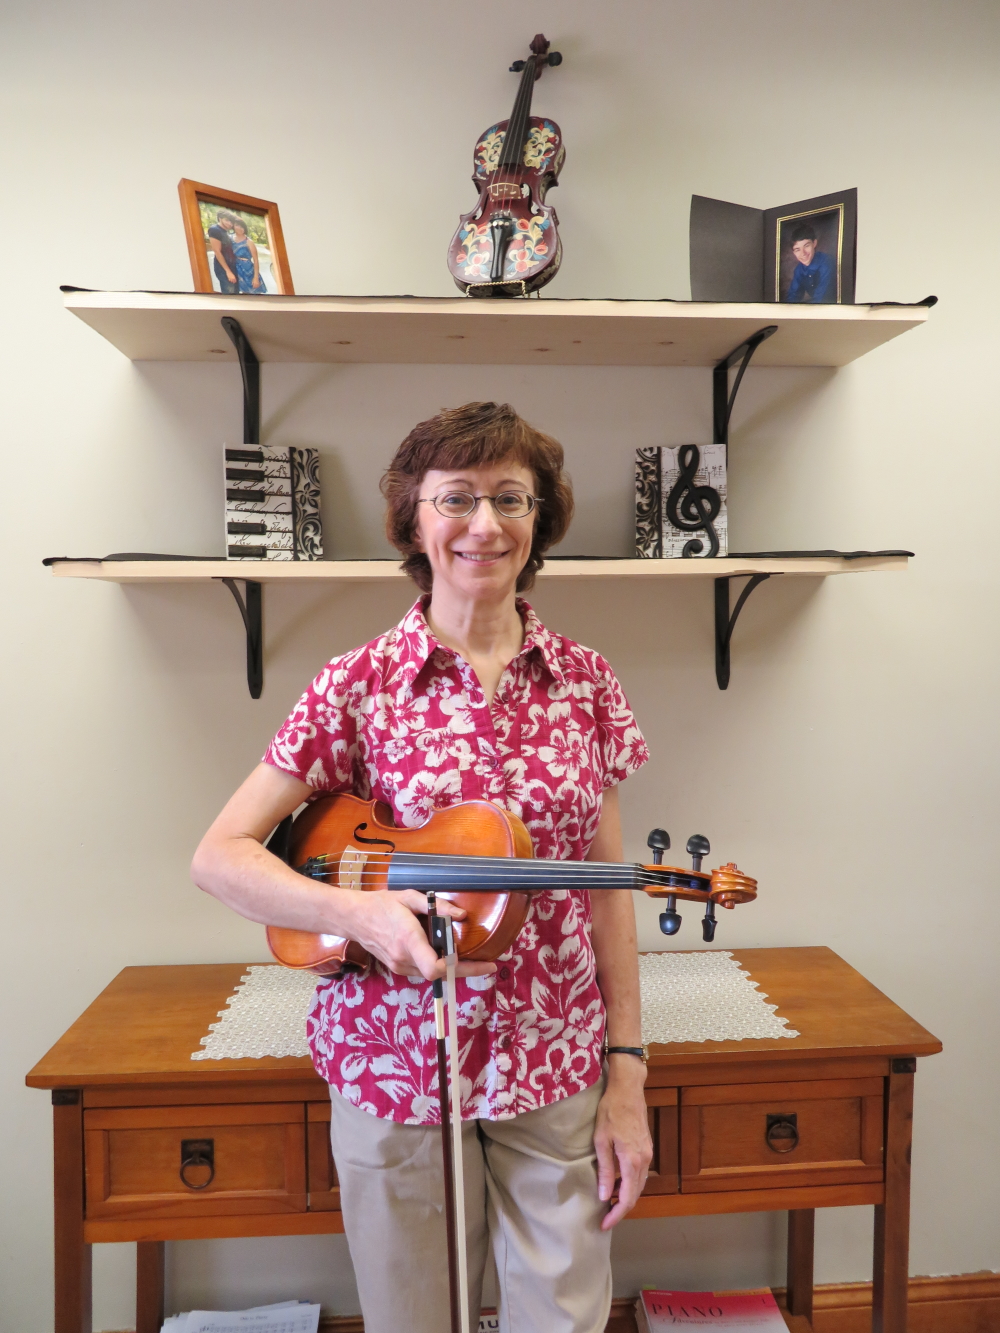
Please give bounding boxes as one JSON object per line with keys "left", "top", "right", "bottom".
{"left": 178, "top": 178, "right": 294, "bottom": 295}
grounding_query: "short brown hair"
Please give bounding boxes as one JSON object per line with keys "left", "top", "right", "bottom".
{"left": 381, "top": 402, "right": 574, "bottom": 593}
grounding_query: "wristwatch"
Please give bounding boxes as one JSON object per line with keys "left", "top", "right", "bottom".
{"left": 605, "top": 1044, "right": 647, "bottom": 1064}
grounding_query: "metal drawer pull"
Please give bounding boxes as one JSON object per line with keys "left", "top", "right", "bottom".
{"left": 179, "top": 1138, "right": 215, "bottom": 1189}
{"left": 765, "top": 1113, "right": 798, "bottom": 1153}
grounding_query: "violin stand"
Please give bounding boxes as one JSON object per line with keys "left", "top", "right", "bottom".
{"left": 428, "top": 893, "right": 471, "bottom": 1333}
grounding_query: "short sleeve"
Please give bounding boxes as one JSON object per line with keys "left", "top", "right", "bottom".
{"left": 262, "top": 648, "right": 369, "bottom": 795}
{"left": 590, "top": 657, "right": 650, "bottom": 789}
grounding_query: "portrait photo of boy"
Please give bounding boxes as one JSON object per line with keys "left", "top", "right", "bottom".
{"left": 776, "top": 205, "right": 843, "bottom": 303}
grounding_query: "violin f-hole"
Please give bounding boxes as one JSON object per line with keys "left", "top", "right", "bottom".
{"left": 352, "top": 823, "right": 396, "bottom": 851}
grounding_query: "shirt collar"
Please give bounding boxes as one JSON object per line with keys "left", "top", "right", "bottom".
{"left": 392, "top": 596, "right": 566, "bottom": 695}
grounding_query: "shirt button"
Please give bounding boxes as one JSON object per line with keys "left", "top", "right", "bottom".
{"left": 496, "top": 1034, "right": 510, "bottom": 1049}
{"left": 499, "top": 966, "right": 511, "bottom": 981}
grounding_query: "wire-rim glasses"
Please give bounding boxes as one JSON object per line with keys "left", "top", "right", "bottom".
{"left": 418, "top": 491, "right": 539, "bottom": 520}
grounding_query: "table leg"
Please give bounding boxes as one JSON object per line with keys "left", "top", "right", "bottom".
{"left": 52, "top": 1090, "right": 92, "bottom": 1333}
{"left": 137, "top": 1241, "right": 166, "bottom": 1333}
{"left": 873, "top": 1059, "right": 915, "bottom": 1333}
{"left": 786, "top": 1208, "right": 815, "bottom": 1325}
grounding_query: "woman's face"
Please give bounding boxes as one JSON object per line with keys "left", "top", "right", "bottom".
{"left": 234, "top": 225, "right": 247, "bottom": 240}
{"left": 414, "top": 461, "right": 538, "bottom": 604}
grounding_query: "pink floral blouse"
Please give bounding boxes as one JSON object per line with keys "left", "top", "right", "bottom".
{"left": 264, "top": 597, "right": 649, "bottom": 1124}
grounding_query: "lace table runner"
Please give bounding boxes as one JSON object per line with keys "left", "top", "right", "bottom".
{"left": 191, "top": 952, "right": 798, "bottom": 1061}
{"left": 638, "top": 950, "right": 798, "bottom": 1045}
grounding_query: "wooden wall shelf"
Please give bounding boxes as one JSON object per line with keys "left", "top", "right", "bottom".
{"left": 46, "top": 553, "right": 909, "bottom": 696}
{"left": 46, "top": 554, "right": 909, "bottom": 584}
{"left": 62, "top": 290, "right": 929, "bottom": 368}
{"left": 56, "top": 290, "right": 927, "bottom": 694}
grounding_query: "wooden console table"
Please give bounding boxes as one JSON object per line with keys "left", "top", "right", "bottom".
{"left": 26, "top": 947, "right": 940, "bottom": 1333}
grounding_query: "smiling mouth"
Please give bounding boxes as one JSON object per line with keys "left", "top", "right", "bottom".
{"left": 453, "top": 550, "right": 510, "bottom": 562}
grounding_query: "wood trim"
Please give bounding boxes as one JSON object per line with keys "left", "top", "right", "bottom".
{"left": 682, "top": 1078, "right": 883, "bottom": 1105}
{"left": 84, "top": 1209, "right": 345, "bottom": 1242}
{"left": 83, "top": 1103, "right": 306, "bottom": 1130}
{"left": 83, "top": 1081, "right": 325, "bottom": 1108}
{"left": 312, "top": 1275, "right": 1000, "bottom": 1333}
{"left": 643, "top": 1104, "right": 679, "bottom": 1195}
{"left": 53, "top": 1096, "right": 92, "bottom": 1333}
{"left": 644, "top": 1086, "right": 679, "bottom": 1107}
{"left": 628, "top": 1182, "right": 883, "bottom": 1218}
{"left": 873, "top": 1065, "right": 915, "bottom": 1332}
{"left": 644, "top": 1056, "right": 890, "bottom": 1089}
{"left": 786, "top": 1209, "right": 815, "bottom": 1322}
{"left": 135, "top": 1242, "right": 164, "bottom": 1333}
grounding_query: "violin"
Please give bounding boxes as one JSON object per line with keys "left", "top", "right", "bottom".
{"left": 265, "top": 794, "right": 757, "bottom": 977}
{"left": 447, "top": 34, "right": 565, "bottom": 297}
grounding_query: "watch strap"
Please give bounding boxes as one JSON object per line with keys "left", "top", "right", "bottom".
{"left": 605, "top": 1044, "right": 647, "bottom": 1063}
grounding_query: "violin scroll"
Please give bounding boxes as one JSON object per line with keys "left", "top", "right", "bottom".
{"left": 709, "top": 863, "right": 758, "bottom": 909}
{"left": 510, "top": 35, "right": 562, "bottom": 73}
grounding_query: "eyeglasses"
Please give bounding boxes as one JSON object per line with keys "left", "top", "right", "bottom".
{"left": 418, "top": 491, "right": 538, "bottom": 520}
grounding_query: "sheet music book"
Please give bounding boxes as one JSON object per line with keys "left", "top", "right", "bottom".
{"left": 635, "top": 1288, "right": 785, "bottom": 1330}
{"left": 162, "top": 1300, "right": 320, "bottom": 1333}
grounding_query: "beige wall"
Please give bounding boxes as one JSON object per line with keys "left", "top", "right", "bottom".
{"left": 3, "top": 1, "right": 998, "bottom": 1327}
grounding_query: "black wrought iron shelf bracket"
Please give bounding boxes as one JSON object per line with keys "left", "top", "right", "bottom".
{"left": 712, "top": 324, "right": 777, "bottom": 448}
{"left": 710, "top": 325, "right": 779, "bottom": 689}
{"left": 714, "top": 572, "right": 777, "bottom": 690}
{"left": 217, "top": 316, "right": 264, "bottom": 699}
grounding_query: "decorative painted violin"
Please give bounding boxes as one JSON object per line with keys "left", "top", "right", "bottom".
{"left": 265, "top": 794, "right": 757, "bottom": 977}
{"left": 447, "top": 34, "right": 565, "bottom": 297}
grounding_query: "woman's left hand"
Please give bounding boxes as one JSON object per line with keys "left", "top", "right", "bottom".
{"left": 594, "top": 1057, "right": 653, "bottom": 1230}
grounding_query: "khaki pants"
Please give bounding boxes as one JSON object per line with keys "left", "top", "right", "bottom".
{"left": 328, "top": 1078, "right": 611, "bottom": 1333}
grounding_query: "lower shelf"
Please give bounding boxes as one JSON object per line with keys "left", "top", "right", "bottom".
{"left": 45, "top": 553, "right": 909, "bottom": 697}
{"left": 81, "top": 1180, "right": 884, "bottom": 1244}
{"left": 47, "top": 554, "right": 908, "bottom": 583}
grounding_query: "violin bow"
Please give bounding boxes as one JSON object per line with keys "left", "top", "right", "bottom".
{"left": 429, "top": 896, "right": 471, "bottom": 1333}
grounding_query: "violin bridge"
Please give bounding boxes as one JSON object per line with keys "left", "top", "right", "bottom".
{"left": 338, "top": 845, "right": 369, "bottom": 890}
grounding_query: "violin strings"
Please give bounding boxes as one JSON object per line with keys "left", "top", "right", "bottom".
{"left": 485, "top": 49, "right": 535, "bottom": 281}
{"left": 302, "top": 853, "right": 712, "bottom": 884}
{"left": 302, "top": 863, "right": 715, "bottom": 891}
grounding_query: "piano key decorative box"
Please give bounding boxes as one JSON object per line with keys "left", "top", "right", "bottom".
{"left": 635, "top": 444, "right": 728, "bottom": 558}
{"left": 224, "top": 445, "right": 323, "bottom": 560}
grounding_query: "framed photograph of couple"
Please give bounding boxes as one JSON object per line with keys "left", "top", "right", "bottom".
{"left": 178, "top": 179, "right": 294, "bottom": 295}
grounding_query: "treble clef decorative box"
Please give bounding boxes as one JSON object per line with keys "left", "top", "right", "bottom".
{"left": 635, "top": 445, "right": 727, "bottom": 558}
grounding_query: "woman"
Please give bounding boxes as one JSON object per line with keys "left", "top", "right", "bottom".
{"left": 231, "top": 217, "right": 267, "bottom": 293}
{"left": 192, "top": 402, "right": 652, "bottom": 1333}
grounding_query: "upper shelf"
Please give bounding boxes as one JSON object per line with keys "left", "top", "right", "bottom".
{"left": 47, "top": 554, "right": 909, "bottom": 583}
{"left": 62, "top": 290, "right": 930, "bottom": 368}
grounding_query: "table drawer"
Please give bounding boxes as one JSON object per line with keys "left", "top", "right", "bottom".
{"left": 306, "top": 1101, "right": 341, "bottom": 1211}
{"left": 84, "top": 1103, "right": 307, "bottom": 1220}
{"left": 680, "top": 1078, "right": 884, "bottom": 1193}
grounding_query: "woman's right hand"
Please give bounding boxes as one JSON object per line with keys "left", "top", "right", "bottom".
{"left": 344, "top": 889, "right": 497, "bottom": 982}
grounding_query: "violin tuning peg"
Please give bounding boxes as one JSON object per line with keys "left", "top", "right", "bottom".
{"left": 659, "top": 904, "right": 682, "bottom": 936}
{"left": 510, "top": 59, "right": 526, "bottom": 72}
{"left": 646, "top": 828, "right": 670, "bottom": 866}
{"left": 686, "top": 834, "right": 710, "bottom": 872}
{"left": 547, "top": 51, "right": 563, "bottom": 65}
{"left": 701, "top": 899, "right": 717, "bottom": 943}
